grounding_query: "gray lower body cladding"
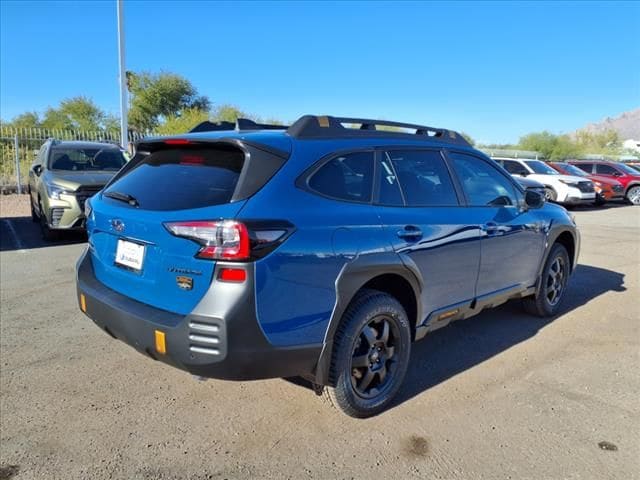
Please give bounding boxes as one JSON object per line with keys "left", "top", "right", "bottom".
{"left": 76, "top": 249, "right": 321, "bottom": 381}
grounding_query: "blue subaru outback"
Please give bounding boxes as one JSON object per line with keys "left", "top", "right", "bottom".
{"left": 76, "top": 115, "right": 579, "bottom": 417}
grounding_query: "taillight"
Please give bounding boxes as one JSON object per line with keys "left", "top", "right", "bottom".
{"left": 164, "top": 220, "right": 250, "bottom": 260}
{"left": 164, "top": 219, "right": 295, "bottom": 261}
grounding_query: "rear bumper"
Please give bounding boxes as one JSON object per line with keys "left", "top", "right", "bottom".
{"left": 76, "top": 248, "right": 321, "bottom": 381}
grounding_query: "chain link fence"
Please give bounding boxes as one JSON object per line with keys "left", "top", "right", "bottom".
{"left": 0, "top": 125, "right": 151, "bottom": 193}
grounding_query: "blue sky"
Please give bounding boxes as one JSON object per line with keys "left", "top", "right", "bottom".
{"left": 1, "top": 0, "right": 639, "bottom": 144}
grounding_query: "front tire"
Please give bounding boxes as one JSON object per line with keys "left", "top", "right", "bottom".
{"left": 544, "top": 187, "right": 558, "bottom": 203}
{"left": 39, "top": 201, "right": 58, "bottom": 241}
{"left": 626, "top": 185, "right": 640, "bottom": 205}
{"left": 523, "top": 243, "right": 570, "bottom": 317}
{"left": 324, "top": 290, "right": 411, "bottom": 418}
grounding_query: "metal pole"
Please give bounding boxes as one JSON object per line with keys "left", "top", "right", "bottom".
{"left": 14, "top": 134, "right": 22, "bottom": 194}
{"left": 117, "top": 0, "right": 128, "bottom": 148}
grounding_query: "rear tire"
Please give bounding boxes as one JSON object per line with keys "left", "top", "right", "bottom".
{"left": 626, "top": 186, "right": 640, "bottom": 205}
{"left": 523, "top": 243, "right": 570, "bottom": 317}
{"left": 324, "top": 289, "right": 411, "bottom": 418}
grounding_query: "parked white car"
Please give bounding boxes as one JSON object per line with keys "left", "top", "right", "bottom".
{"left": 493, "top": 157, "right": 596, "bottom": 205}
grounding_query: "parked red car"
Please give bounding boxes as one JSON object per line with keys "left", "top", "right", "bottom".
{"left": 547, "top": 162, "right": 624, "bottom": 205}
{"left": 568, "top": 160, "right": 640, "bottom": 205}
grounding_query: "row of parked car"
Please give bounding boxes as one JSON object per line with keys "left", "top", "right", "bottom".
{"left": 495, "top": 157, "right": 640, "bottom": 207}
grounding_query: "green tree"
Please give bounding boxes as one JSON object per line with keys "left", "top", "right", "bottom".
{"left": 156, "top": 108, "right": 210, "bottom": 135}
{"left": 128, "top": 71, "right": 211, "bottom": 131}
{"left": 8, "top": 111, "right": 41, "bottom": 129}
{"left": 518, "top": 131, "right": 582, "bottom": 160}
{"left": 41, "top": 96, "right": 107, "bottom": 131}
{"left": 211, "top": 104, "right": 251, "bottom": 123}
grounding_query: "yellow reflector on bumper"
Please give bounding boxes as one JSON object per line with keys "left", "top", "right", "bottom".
{"left": 155, "top": 330, "right": 166, "bottom": 355}
{"left": 80, "top": 294, "right": 87, "bottom": 313}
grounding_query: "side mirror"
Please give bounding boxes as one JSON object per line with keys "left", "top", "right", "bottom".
{"left": 33, "top": 165, "right": 42, "bottom": 176}
{"left": 524, "top": 190, "right": 545, "bottom": 209}
{"left": 613, "top": 171, "right": 622, "bottom": 177}
{"left": 520, "top": 170, "right": 528, "bottom": 177}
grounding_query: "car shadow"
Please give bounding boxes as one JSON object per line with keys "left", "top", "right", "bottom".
{"left": 284, "top": 264, "right": 626, "bottom": 414}
{"left": 568, "top": 201, "right": 629, "bottom": 212}
{"left": 0, "top": 216, "right": 86, "bottom": 252}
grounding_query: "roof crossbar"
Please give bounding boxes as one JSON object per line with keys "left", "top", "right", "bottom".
{"left": 286, "top": 115, "right": 471, "bottom": 146}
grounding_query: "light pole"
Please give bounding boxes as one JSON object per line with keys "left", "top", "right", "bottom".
{"left": 117, "top": 0, "right": 128, "bottom": 148}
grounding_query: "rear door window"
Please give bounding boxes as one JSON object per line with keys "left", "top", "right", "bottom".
{"left": 573, "top": 163, "right": 593, "bottom": 174}
{"left": 104, "top": 146, "right": 244, "bottom": 210}
{"left": 384, "top": 150, "right": 458, "bottom": 206}
{"left": 308, "top": 151, "right": 374, "bottom": 202}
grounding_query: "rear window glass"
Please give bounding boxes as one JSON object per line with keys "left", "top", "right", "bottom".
{"left": 308, "top": 152, "right": 374, "bottom": 203}
{"left": 49, "top": 147, "right": 127, "bottom": 171}
{"left": 104, "top": 147, "right": 244, "bottom": 210}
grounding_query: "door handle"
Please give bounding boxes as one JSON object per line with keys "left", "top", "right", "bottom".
{"left": 397, "top": 225, "right": 423, "bottom": 240}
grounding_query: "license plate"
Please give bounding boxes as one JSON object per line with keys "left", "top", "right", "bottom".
{"left": 115, "top": 239, "right": 145, "bottom": 271}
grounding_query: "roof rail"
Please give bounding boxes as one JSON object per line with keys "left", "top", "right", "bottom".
{"left": 235, "top": 118, "right": 287, "bottom": 131}
{"left": 286, "top": 115, "right": 471, "bottom": 146}
{"left": 190, "top": 120, "right": 236, "bottom": 133}
{"left": 189, "top": 118, "right": 287, "bottom": 133}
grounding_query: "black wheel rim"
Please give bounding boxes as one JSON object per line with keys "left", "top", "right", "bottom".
{"left": 350, "top": 315, "right": 400, "bottom": 399}
{"left": 545, "top": 256, "right": 566, "bottom": 306}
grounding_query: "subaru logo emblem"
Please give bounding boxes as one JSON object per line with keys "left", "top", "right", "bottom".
{"left": 111, "top": 219, "right": 125, "bottom": 232}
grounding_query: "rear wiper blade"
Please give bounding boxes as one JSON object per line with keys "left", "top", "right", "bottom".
{"left": 104, "top": 190, "right": 139, "bottom": 207}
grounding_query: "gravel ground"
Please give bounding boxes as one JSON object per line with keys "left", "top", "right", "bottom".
{"left": 0, "top": 195, "right": 31, "bottom": 219}
{"left": 1, "top": 196, "right": 639, "bottom": 479}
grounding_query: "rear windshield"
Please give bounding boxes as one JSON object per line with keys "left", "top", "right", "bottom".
{"left": 50, "top": 147, "right": 127, "bottom": 171}
{"left": 103, "top": 146, "right": 244, "bottom": 210}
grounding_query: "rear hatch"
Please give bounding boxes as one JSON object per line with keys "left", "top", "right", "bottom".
{"left": 87, "top": 143, "right": 247, "bottom": 315}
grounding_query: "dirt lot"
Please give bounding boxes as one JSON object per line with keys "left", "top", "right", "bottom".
{"left": 1, "top": 194, "right": 639, "bottom": 480}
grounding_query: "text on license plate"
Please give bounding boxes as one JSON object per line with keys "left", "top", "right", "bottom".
{"left": 115, "top": 239, "right": 145, "bottom": 271}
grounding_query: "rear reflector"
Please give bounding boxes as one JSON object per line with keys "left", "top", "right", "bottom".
{"left": 155, "top": 330, "right": 167, "bottom": 354}
{"left": 218, "top": 268, "right": 247, "bottom": 283}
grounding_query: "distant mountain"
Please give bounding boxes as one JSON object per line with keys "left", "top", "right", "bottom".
{"left": 574, "top": 108, "right": 640, "bottom": 140}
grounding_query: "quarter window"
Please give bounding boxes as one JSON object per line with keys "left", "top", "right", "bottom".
{"left": 449, "top": 152, "right": 518, "bottom": 207}
{"left": 383, "top": 150, "right": 458, "bottom": 206}
{"left": 308, "top": 152, "right": 374, "bottom": 202}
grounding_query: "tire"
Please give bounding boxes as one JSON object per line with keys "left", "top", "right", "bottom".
{"left": 39, "top": 201, "right": 58, "bottom": 242}
{"left": 324, "top": 289, "right": 411, "bottom": 418}
{"left": 30, "top": 198, "right": 39, "bottom": 222}
{"left": 523, "top": 243, "right": 570, "bottom": 317}
{"left": 626, "top": 185, "right": 640, "bottom": 205}
{"left": 544, "top": 187, "right": 557, "bottom": 203}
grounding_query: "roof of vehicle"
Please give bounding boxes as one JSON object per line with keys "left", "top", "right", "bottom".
{"left": 142, "top": 115, "right": 473, "bottom": 158}
{"left": 48, "top": 140, "right": 123, "bottom": 149}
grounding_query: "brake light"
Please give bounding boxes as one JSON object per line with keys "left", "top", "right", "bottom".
{"left": 165, "top": 139, "right": 191, "bottom": 145}
{"left": 164, "top": 220, "right": 250, "bottom": 260}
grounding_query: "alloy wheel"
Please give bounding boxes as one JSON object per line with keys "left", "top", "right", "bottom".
{"left": 545, "top": 256, "right": 566, "bottom": 306}
{"left": 350, "top": 315, "right": 399, "bottom": 399}
{"left": 627, "top": 186, "right": 640, "bottom": 205}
